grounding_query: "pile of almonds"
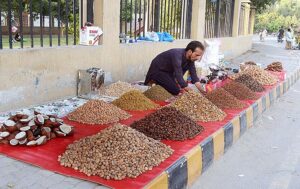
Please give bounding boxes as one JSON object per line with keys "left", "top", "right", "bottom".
{"left": 222, "top": 81, "right": 258, "bottom": 100}
{"left": 231, "top": 65, "right": 278, "bottom": 85}
{"left": 205, "top": 88, "right": 246, "bottom": 109}
{"left": 58, "top": 124, "right": 173, "bottom": 180}
{"left": 99, "top": 81, "right": 138, "bottom": 97}
{"left": 170, "top": 91, "right": 226, "bottom": 122}
{"left": 67, "top": 100, "right": 131, "bottom": 125}
{"left": 112, "top": 90, "right": 159, "bottom": 111}
{"left": 143, "top": 85, "right": 173, "bottom": 101}
{"left": 130, "top": 107, "right": 204, "bottom": 140}
{"left": 265, "top": 62, "right": 283, "bottom": 72}
{"left": 0, "top": 112, "right": 73, "bottom": 146}
{"left": 235, "top": 74, "right": 265, "bottom": 92}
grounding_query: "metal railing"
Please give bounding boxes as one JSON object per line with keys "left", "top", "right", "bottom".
{"left": 204, "top": 0, "right": 235, "bottom": 38}
{"left": 0, "top": 0, "right": 84, "bottom": 50}
{"left": 119, "top": 0, "right": 193, "bottom": 42}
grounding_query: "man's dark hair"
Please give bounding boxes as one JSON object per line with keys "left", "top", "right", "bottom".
{"left": 288, "top": 28, "right": 291, "bottom": 32}
{"left": 185, "top": 41, "right": 205, "bottom": 52}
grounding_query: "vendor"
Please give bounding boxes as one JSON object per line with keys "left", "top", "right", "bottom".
{"left": 144, "top": 41, "right": 205, "bottom": 95}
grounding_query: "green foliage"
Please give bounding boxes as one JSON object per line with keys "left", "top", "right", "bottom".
{"left": 0, "top": 0, "right": 79, "bottom": 37}
{"left": 251, "top": 0, "right": 278, "bottom": 13}
{"left": 254, "top": 0, "right": 300, "bottom": 32}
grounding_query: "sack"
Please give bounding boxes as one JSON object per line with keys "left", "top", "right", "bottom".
{"left": 145, "top": 32, "right": 159, "bottom": 41}
{"left": 157, "top": 32, "right": 174, "bottom": 42}
{"left": 195, "top": 39, "right": 220, "bottom": 76}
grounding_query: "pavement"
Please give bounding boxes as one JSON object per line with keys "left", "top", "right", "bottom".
{"left": 0, "top": 36, "right": 300, "bottom": 189}
{"left": 191, "top": 37, "right": 300, "bottom": 189}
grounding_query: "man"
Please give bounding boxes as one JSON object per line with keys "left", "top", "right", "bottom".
{"left": 278, "top": 26, "right": 284, "bottom": 43}
{"left": 285, "top": 28, "right": 293, "bottom": 50}
{"left": 144, "top": 41, "right": 205, "bottom": 95}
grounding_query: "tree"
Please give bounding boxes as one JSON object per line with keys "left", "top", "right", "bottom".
{"left": 254, "top": 0, "right": 300, "bottom": 32}
{"left": 251, "top": 0, "right": 278, "bottom": 13}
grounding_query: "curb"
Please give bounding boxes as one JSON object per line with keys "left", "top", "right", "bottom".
{"left": 145, "top": 69, "right": 300, "bottom": 189}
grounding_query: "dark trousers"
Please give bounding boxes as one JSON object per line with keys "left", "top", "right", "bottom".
{"left": 145, "top": 72, "right": 180, "bottom": 95}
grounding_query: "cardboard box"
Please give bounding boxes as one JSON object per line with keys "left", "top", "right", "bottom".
{"left": 80, "top": 26, "right": 103, "bottom": 46}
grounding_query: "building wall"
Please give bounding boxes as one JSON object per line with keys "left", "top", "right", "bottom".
{"left": 0, "top": 0, "right": 254, "bottom": 112}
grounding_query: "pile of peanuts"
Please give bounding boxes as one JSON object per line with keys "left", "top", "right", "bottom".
{"left": 67, "top": 100, "right": 131, "bottom": 125}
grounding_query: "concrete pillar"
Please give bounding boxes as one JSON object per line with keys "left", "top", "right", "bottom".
{"left": 250, "top": 8, "right": 256, "bottom": 35}
{"left": 232, "top": 0, "right": 241, "bottom": 37}
{"left": 93, "top": 0, "right": 119, "bottom": 46}
{"left": 94, "top": 0, "right": 120, "bottom": 46}
{"left": 191, "top": 0, "right": 206, "bottom": 41}
{"left": 244, "top": 3, "right": 251, "bottom": 35}
{"left": 80, "top": 0, "right": 87, "bottom": 26}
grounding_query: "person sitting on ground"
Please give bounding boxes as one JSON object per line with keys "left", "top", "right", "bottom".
{"left": 144, "top": 41, "right": 205, "bottom": 95}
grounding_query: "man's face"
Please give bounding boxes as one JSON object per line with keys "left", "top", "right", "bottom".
{"left": 187, "top": 47, "right": 204, "bottom": 62}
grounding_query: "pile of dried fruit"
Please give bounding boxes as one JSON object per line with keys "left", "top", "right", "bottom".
{"left": 112, "top": 90, "right": 159, "bottom": 111}
{"left": 222, "top": 81, "right": 258, "bottom": 100}
{"left": 68, "top": 100, "right": 130, "bottom": 125}
{"left": 205, "top": 88, "right": 246, "bottom": 109}
{"left": 130, "top": 107, "right": 204, "bottom": 140}
{"left": 170, "top": 91, "right": 226, "bottom": 122}
{"left": 58, "top": 124, "right": 173, "bottom": 180}
{"left": 265, "top": 62, "right": 283, "bottom": 72}
{"left": 240, "top": 61, "right": 257, "bottom": 71}
{"left": 230, "top": 65, "right": 278, "bottom": 85}
{"left": 143, "top": 85, "right": 173, "bottom": 101}
{"left": 99, "top": 81, "right": 137, "bottom": 97}
{"left": 245, "top": 61, "right": 257, "bottom": 65}
{"left": 235, "top": 74, "right": 265, "bottom": 92}
{"left": 0, "top": 112, "right": 73, "bottom": 146}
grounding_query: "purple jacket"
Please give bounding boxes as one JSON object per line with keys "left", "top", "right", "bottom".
{"left": 145, "top": 48, "right": 200, "bottom": 88}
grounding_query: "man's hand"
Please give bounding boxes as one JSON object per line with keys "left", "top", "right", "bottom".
{"left": 195, "top": 82, "right": 206, "bottom": 94}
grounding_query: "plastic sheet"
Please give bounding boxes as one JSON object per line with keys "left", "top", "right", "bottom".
{"left": 0, "top": 83, "right": 279, "bottom": 189}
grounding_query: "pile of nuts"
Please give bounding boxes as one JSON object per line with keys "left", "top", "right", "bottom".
{"left": 112, "top": 90, "right": 159, "bottom": 111}
{"left": 143, "top": 85, "right": 173, "bottom": 101}
{"left": 245, "top": 61, "right": 257, "bottom": 65}
{"left": 58, "top": 124, "right": 173, "bottom": 180}
{"left": 222, "top": 81, "right": 258, "bottom": 100}
{"left": 265, "top": 62, "right": 283, "bottom": 72}
{"left": 205, "top": 88, "right": 246, "bottom": 109}
{"left": 240, "top": 61, "right": 257, "bottom": 71}
{"left": 67, "top": 100, "right": 131, "bottom": 125}
{"left": 231, "top": 65, "right": 278, "bottom": 85}
{"left": 99, "top": 81, "right": 138, "bottom": 97}
{"left": 130, "top": 107, "right": 204, "bottom": 140}
{"left": 170, "top": 91, "right": 226, "bottom": 122}
{"left": 0, "top": 112, "right": 73, "bottom": 146}
{"left": 235, "top": 74, "right": 265, "bottom": 92}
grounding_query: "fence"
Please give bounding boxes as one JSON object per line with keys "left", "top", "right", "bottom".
{"left": 204, "top": 0, "right": 235, "bottom": 38}
{"left": 0, "top": 0, "right": 87, "bottom": 50}
{"left": 119, "top": 0, "right": 193, "bottom": 42}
